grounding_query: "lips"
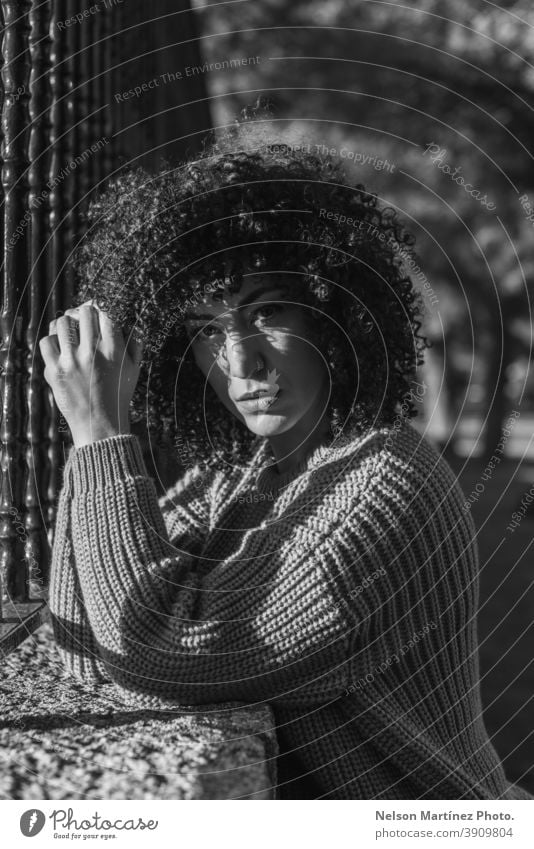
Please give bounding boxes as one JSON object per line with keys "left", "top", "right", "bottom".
{"left": 237, "top": 389, "right": 276, "bottom": 401}
{"left": 234, "top": 389, "right": 281, "bottom": 410}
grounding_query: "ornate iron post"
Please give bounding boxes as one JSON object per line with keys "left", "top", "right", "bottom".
{"left": 45, "top": 0, "right": 71, "bottom": 545}
{"left": 0, "top": 0, "right": 211, "bottom": 652}
{"left": 0, "top": 0, "right": 32, "bottom": 612}
{"left": 27, "top": 0, "right": 53, "bottom": 599}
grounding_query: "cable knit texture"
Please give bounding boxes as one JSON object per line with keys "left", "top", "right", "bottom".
{"left": 49, "top": 419, "right": 532, "bottom": 800}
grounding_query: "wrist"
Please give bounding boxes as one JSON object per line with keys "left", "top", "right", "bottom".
{"left": 69, "top": 432, "right": 147, "bottom": 494}
{"left": 72, "top": 418, "right": 131, "bottom": 449}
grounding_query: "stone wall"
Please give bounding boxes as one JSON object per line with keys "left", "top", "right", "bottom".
{"left": 0, "top": 622, "right": 278, "bottom": 799}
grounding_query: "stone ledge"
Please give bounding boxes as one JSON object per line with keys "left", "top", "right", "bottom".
{"left": 0, "top": 599, "right": 47, "bottom": 655}
{"left": 0, "top": 622, "right": 278, "bottom": 800}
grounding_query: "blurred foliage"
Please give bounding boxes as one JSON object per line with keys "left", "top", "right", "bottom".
{"left": 191, "top": 0, "right": 534, "bottom": 452}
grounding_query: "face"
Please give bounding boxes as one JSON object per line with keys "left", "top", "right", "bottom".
{"left": 183, "top": 275, "right": 331, "bottom": 443}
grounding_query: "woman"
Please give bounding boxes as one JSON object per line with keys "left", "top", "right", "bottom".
{"left": 40, "top": 111, "right": 530, "bottom": 800}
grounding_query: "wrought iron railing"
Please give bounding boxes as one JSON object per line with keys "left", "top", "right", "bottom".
{"left": 0, "top": 0, "right": 211, "bottom": 651}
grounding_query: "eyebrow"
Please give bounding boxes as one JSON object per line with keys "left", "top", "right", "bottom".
{"left": 184, "top": 284, "right": 290, "bottom": 321}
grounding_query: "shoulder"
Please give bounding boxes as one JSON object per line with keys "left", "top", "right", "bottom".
{"left": 315, "top": 419, "right": 469, "bottom": 531}
{"left": 377, "top": 420, "right": 469, "bottom": 518}
{"left": 327, "top": 418, "right": 458, "bottom": 487}
{"left": 311, "top": 421, "right": 478, "bottom": 600}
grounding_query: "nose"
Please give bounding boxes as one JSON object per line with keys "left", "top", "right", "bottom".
{"left": 219, "top": 331, "right": 261, "bottom": 379}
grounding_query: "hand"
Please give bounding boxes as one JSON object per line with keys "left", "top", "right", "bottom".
{"left": 39, "top": 301, "right": 143, "bottom": 448}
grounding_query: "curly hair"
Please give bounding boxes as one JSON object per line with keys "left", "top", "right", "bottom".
{"left": 73, "top": 100, "right": 430, "bottom": 473}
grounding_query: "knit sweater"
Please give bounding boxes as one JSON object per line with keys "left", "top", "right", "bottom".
{"left": 49, "top": 418, "right": 531, "bottom": 800}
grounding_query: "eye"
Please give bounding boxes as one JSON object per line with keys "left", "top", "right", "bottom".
{"left": 186, "top": 322, "right": 223, "bottom": 341}
{"left": 252, "top": 303, "right": 283, "bottom": 322}
{"left": 199, "top": 324, "right": 222, "bottom": 339}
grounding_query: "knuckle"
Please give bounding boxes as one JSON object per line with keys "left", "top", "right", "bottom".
{"left": 39, "top": 337, "right": 53, "bottom": 358}
{"left": 43, "top": 364, "right": 59, "bottom": 383}
{"left": 59, "top": 351, "right": 75, "bottom": 367}
{"left": 77, "top": 351, "right": 93, "bottom": 368}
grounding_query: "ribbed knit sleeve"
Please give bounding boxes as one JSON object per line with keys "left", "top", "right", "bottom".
{"left": 48, "top": 446, "right": 112, "bottom": 683}
{"left": 49, "top": 434, "right": 211, "bottom": 689}
{"left": 51, "top": 433, "right": 380, "bottom": 709}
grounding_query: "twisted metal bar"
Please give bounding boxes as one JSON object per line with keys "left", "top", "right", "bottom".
{"left": 102, "top": 1, "right": 116, "bottom": 178}
{"left": 27, "top": 0, "right": 53, "bottom": 598}
{"left": 0, "top": 0, "right": 32, "bottom": 606}
{"left": 46, "top": 0, "right": 71, "bottom": 543}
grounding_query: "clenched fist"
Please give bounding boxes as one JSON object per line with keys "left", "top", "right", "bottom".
{"left": 39, "top": 301, "right": 143, "bottom": 448}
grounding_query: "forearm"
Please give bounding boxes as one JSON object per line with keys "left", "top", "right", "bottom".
{"left": 64, "top": 434, "right": 362, "bottom": 708}
{"left": 68, "top": 434, "right": 207, "bottom": 702}
{"left": 48, "top": 448, "right": 112, "bottom": 683}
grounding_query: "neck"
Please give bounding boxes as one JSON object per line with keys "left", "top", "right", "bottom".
{"left": 267, "top": 415, "right": 331, "bottom": 475}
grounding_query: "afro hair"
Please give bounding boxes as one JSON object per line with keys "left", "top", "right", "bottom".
{"left": 72, "top": 99, "right": 430, "bottom": 472}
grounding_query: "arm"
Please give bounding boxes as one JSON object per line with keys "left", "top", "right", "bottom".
{"left": 49, "top": 438, "right": 212, "bottom": 686}
{"left": 48, "top": 446, "right": 112, "bottom": 683}
{"left": 60, "top": 434, "right": 379, "bottom": 709}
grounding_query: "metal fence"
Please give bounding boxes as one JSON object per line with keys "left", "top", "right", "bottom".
{"left": 0, "top": 0, "right": 210, "bottom": 645}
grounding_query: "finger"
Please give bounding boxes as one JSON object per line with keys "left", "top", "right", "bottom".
{"left": 55, "top": 315, "right": 79, "bottom": 354}
{"left": 97, "top": 308, "right": 125, "bottom": 354}
{"left": 76, "top": 304, "right": 99, "bottom": 352}
{"left": 64, "top": 299, "right": 97, "bottom": 316}
{"left": 39, "top": 334, "right": 60, "bottom": 363}
{"left": 63, "top": 301, "right": 98, "bottom": 341}
{"left": 63, "top": 307, "right": 81, "bottom": 320}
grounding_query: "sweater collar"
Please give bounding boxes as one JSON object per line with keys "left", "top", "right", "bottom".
{"left": 242, "top": 419, "right": 391, "bottom": 497}
{"left": 253, "top": 435, "right": 336, "bottom": 496}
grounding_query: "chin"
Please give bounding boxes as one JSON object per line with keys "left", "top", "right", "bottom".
{"left": 241, "top": 413, "right": 295, "bottom": 437}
